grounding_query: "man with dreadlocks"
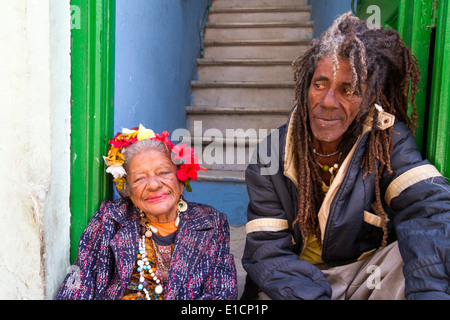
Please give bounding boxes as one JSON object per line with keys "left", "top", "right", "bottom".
{"left": 241, "top": 12, "right": 449, "bottom": 300}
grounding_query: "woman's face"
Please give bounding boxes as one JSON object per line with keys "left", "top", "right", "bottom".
{"left": 126, "top": 149, "right": 184, "bottom": 223}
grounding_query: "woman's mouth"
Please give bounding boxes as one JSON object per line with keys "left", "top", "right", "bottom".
{"left": 146, "top": 193, "right": 169, "bottom": 203}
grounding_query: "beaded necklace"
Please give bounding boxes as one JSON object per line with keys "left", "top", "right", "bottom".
{"left": 124, "top": 200, "right": 187, "bottom": 300}
{"left": 136, "top": 235, "right": 164, "bottom": 299}
{"left": 317, "top": 152, "right": 342, "bottom": 193}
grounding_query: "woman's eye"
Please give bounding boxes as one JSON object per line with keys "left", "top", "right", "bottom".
{"left": 134, "top": 177, "right": 145, "bottom": 183}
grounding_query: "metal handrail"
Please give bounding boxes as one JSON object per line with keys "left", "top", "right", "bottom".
{"left": 200, "top": 0, "right": 212, "bottom": 58}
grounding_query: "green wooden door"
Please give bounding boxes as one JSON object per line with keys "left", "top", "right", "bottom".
{"left": 355, "top": 0, "right": 449, "bottom": 178}
{"left": 70, "top": 0, "right": 116, "bottom": 262}
{"left": 426, "top": 0, "right": 450, "bottom": 178}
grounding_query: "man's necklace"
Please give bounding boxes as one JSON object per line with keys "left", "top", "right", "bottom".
{"left": 312, "top": 148, "right": 341, "bottom": 158}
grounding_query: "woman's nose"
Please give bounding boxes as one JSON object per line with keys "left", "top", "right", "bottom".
{"left": 145, "top": 176, "right": 162, "bottom": 190}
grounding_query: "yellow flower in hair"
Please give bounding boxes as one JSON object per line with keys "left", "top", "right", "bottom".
{"left": 104, "top": 147, "right": 125, "bottom": 166}
{"left": 113, "top": 177, "right": 125, "bottom": 191}
{"left": 137, "top": 124, "right": 155, "bottom": 141}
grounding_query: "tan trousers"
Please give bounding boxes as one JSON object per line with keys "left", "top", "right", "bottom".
{"left": 257, "top": 241, "right": 405, "bottom": 300}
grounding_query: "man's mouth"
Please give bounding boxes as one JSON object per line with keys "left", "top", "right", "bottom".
{"left": 314, "top": 117, "right": 341, "bottom": 127}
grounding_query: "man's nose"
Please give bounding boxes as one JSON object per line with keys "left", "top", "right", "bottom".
{"left": 322, "top": 87, "right": 339, "bottom": 109}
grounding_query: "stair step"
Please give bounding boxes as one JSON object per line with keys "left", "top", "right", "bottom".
{"left": 206, "top": 21, "right": 313, "bottom": 28}
{"left": 204, "top": 39, "right": 311, "bottom": 60}
{"left": 185, "top": 107, "right": 290, "bottom": 137}
{"left": 186, "top": 113, "right": 288, "bottom": 133}
{"left": 181, "top": 135, "right": 263, "bottom": 145}
{"left": 209, "top": 6, "right": 311, "bottom": 13}
{"left": 203, "top": 44, "right": 308, "bottom": 59}
{"left": 178, "top": 135, "right": 260, "bottom": 172}
{"left": 176, "top": 128, "right": 282, "bottom": 173}
{"left": 204, "top": 24, "right": 312, "bottom": 41}
{"left": 186, "top": 106, "right": 292, "bottom": 115}
{"left": 197, "top": 169, "right": 245, "bottom": 183}
{"left": 191, "top": 80, "right": 295, "bottom": 88}
{"left": 191, "top": 80, "right": 296, "bottom": 108}
{"left": 197, "top": 60, "right": 293, "bottom": 81}
{"left": 191, "top": 86, "right": 295, "bottom": 108}
{"left": 197, "top": 58, "right": 293, "bottom": 66}
{"left": 211, "top": 0, "right": 309, "bottom": 8}
{"left": 203, "top": 39, "right": 310, "bottom": 59}
{"left": 208, "top": 7, "right": 311, "bottom": 24}
{"left": 177, "top": 134, "right": 262, "bottom": 172}
{"left": 203, "top": 39, "right": 311, "bottom": 46}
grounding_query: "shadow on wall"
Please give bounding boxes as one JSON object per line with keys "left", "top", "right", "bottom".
{"left": 310, "top": 0, "right": 354, "bottom": 38}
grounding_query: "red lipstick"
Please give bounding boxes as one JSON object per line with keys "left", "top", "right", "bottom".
{"left": 146, "top": 192, "right": 168, "bottom": 203}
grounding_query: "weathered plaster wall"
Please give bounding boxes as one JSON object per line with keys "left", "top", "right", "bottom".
{"left": 0, "top": 0, "right": 71, "bottom": 299}
{"left": 44, "top": 0, "right": 72, "bottom": 300}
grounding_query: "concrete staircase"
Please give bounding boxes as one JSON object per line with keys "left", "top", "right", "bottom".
{"left": 185, "top": 0, "right": 313, "bottom": 298}
{"left": 187, "top": 0, "right": 312, "bottom": 185}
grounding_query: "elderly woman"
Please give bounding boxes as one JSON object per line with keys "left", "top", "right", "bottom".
{"left": 56, "top": 125, "right": 237, "bottom": 300}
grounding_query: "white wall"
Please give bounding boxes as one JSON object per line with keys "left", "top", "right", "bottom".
{"left": 0, "top": 0, "right": 71, "bottom": 299}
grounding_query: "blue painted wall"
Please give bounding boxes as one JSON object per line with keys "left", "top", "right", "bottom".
{"left": 114, "top": 0, "right": 209, "bottom": 134}
{"left": 113, "top": 0, "right": 209, "bottom": 198}
{"left": 187, "top": 180, "right": 248, "bottom": 225}
{"left": 310, "top": 0, "right": 353, "bottom": 38}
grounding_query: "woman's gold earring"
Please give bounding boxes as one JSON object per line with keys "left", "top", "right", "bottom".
{"left": 177, "top": 198, "right": 188, "bottom": 213}
{"left": 175, "top": 198, "right": 188, "bottom": 227}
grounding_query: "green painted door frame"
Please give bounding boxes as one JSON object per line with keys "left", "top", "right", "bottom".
{"left": 355, "top": 0, "right": 434, "bottom": 154}
{"left": 426, "top": 0, "right": 450, "bottom": 178}
{"left": 355, "top": 0, "right": 450, "bottom": 178}
{"left": 70, "top": 0, "right": 116, "bottom": 262}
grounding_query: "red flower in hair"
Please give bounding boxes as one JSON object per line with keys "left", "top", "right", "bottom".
{"left": 105, "top": 124, "right": 206, "bottom": 193}
{"left": 176, "top": 167, "right": 189, "bottom": 182}
{"left": 109, "top": 131, "right": 138, "bottom": 149}
{"left": 151, "top": 131, "right": 175, "bottom": 150}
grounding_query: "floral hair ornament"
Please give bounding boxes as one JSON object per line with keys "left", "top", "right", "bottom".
{"left": 103, "top": 124, "right": 206, "bottom": 194}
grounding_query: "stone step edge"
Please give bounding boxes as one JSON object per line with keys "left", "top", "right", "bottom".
{"left": 209, "top": 6, "right": 311, "bottom": 13}
{"left": 196, "top": 58, "right": 294, "bottom": 66}
{"left": 177, "top": 135, "right": 265, "bottom": 145}
{"left": 186, "top": 106, "right": 292, "bottom": 115}
{"left": 197, "top": 170, "right": 246, "bottom": 182}
{"left": 191, "top": 80, "right": 295, "bottom": 88}
{"left": 206, "top": 21, "right": 313, "bottom": 28}
{"left": 203, "top": 39, "right": 311, "bottom": 46}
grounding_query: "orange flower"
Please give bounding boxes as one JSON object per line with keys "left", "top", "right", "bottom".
{"left": 104, "top": 147, "right": 125, "bottom": 166}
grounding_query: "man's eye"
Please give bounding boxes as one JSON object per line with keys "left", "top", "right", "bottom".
{"left": 343, "top": 88, "right": 352, "bottom": 95}
{"left": 315, "top": 83, "right": 325, "bottom": 90}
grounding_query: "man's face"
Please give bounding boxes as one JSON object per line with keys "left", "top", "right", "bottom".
{"left": 307, "top": 56, "right": 365, "bottom": 145}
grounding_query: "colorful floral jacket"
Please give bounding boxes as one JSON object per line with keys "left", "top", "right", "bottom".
{"left": 55, "top": 198, "right": 237, "bottom": 300}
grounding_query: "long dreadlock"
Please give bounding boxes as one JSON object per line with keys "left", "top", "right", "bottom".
{"left": 291, "top": 12, "right": 420, "bottom": 247}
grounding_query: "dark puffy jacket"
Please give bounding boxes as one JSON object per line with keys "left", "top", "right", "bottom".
{"left": 242, "top": 107, "right": 450, "bottom": 300}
